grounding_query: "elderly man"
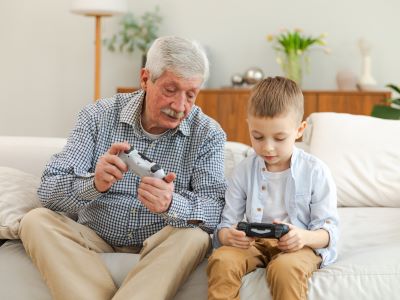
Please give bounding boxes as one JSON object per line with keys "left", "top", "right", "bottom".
{"left": 19, "top": 36, "right": 226, "bottom": 300}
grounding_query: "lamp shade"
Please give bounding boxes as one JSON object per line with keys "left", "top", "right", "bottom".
{"left": 71, "top": 0, "right": 127, "bottom": 16}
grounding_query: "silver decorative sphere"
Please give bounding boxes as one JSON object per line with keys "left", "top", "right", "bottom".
{"left": 231, "top": 73, "right": 244, "bottom": 86}
{"left": 243, "top": 67, "right": 264, "bottom": 85}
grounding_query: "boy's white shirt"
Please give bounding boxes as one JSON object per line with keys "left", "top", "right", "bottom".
{"left": 213, "top": 146, "right": 339, "bottom": 268}
{"left": 261, "top": 168, "right": 290, "bottom": 223}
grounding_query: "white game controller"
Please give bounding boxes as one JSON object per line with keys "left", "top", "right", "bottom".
{"left": 119, "top": 147, "right": 166, "bottom": 179}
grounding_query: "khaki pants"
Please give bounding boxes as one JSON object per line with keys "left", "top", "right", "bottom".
{"left": 19, "top": 207, "right": 210, "bottom": 300}
{"left": 207, "top": 239, "right": 321, "bottom": 300}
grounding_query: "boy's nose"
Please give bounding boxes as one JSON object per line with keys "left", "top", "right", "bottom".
{"left": 263, "top": 142, "right": 274, "bottom": 153}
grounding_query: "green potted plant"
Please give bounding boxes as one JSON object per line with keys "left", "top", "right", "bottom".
{"left": 266, "top": 29, "right": 330, "bottom": 87}
{"left": 104, "top": 6, "right": 162, "bottom": 67}
{"left": 371, "top": 83, "right": 400, "bottom": 120}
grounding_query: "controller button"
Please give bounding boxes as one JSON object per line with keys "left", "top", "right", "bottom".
{"left": 150, "top": 164, "right": 162, "bottom": 172}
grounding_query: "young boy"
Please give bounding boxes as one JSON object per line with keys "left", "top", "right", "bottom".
{"left": 207, "top": 77, "right": 339, "bottom": 300}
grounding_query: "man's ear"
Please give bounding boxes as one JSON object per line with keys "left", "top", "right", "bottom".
{"left": 296, "top": 121, "right": 307, "bottom": 139}
{"left": 140, "top": 68, "right": 149, "bottom": 91}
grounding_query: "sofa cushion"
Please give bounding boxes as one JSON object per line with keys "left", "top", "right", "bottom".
{"left": 0, "top": 167, "right": 42, "bottom": 239}
{"left": 224, "top": 142, "right": 253, "bottom": 177}
{"left": 305, "top": 113, "right": 400, "bottom": 207}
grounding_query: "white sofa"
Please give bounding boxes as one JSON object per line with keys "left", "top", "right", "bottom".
{"left": 1, "top": 112, "right": 400, "bottom": 299}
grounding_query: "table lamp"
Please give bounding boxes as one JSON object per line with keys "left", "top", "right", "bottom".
{"left": 71, "top": 0, "right": 127, "bottom": 101}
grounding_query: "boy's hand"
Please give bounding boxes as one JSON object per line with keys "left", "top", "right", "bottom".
{"left": 274, "top": 220, "right": 330, "bottom": 251}
{"left": 219, "top": 226, "right": 255, "bottom": 249}
{"left": 273, "top": 221, "right": 306, "bottom": 252}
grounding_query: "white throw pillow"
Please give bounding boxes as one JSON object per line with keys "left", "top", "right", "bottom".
{"left": 306, "top": 112, "right": 400, "bottom": 207}
{"left": 224, "top": 142, "right": 253, "bottom": 178}
{"left": 0, "top": 167, "right": 42, "bottom": 239}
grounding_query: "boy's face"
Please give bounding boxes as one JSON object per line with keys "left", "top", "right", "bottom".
{"left": 247, "top": 110, "right": 306, "bottom": 172}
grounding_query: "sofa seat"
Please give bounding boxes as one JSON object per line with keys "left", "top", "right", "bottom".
{"left": 2, "top": 207, "right": 400, "bottom": 300}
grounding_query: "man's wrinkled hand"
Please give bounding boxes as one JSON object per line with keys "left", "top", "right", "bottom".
{"left": 137, "top": 172, "right": 176, "bottom": 213}
{"left": 94, "top": 142, "right": 130, "bottom": 193}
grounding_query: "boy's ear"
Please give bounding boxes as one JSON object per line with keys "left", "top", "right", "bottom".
{"left": 296, "top": 121, "right": 307, "bottom": 139}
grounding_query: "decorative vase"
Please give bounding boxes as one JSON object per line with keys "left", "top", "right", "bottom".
{"left": 281, "top": 50, "right": 303, "bottom": 87}
{"left": 357, "top": 39, "right": 377, "bottom": 91}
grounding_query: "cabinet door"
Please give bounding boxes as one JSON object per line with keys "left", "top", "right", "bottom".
{"left": 317, "top": 92, "right": 388, "bottom": 116}
{"left": 303, "top": 92, "right": 318, "bottom": 120}
{"left": 196, "top": 90, "right": 251, "bottom": 145}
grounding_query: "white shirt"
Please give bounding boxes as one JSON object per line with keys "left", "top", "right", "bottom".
{"left": 262, "top": 168, "right": 290, "bottom": 223}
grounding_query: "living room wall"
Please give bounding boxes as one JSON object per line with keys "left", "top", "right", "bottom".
{"left": 0, "top": 0, "right": 399, "bottom": 137}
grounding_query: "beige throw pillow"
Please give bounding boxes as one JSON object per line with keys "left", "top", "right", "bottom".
{"left": 0, "top": 167, "right": 42, "bottom": 239}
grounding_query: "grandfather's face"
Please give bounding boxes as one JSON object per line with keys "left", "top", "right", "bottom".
{"left": 140, "top": 69, "right": 203, "bottom": 134}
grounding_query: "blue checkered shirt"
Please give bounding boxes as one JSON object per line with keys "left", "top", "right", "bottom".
{"left": 38, "top": 91, "right": 227, "bottom": 247}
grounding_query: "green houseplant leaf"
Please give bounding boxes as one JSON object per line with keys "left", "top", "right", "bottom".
{"left": 104, "top": 6, "right": 162, "bottom": 67}
{"left": 385, "top": 83, "right": 400, "bottom": 109}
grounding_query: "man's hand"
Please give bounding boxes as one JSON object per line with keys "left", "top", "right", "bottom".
{"left": 94, "top": 142, "right": 130, "bottom": 193}
{"left": 137, "top": 172, "right": 176, "bottom": 213}
{"left": 218, "top": 226, "right": 255, "bottom": 249}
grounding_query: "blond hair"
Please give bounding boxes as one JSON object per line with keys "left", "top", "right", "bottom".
{"left": 248, "top": 76, "right": 304, "bottom": 123}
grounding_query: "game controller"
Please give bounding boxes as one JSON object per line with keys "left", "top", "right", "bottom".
{"left": 118, "top": 147, "right": 166, "bottom": 179}
{"left": 236, "top": 222, "right": 289, "bottom": 239}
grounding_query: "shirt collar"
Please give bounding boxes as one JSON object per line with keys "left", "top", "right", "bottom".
{"left": 256, "top": 146, "right": 300, "bottom": 177}
{"left": 119, "top": 89, "right": 191, "bottom": 137}
{"left": 119, "top": 90, "right": 144, "bottom": 127}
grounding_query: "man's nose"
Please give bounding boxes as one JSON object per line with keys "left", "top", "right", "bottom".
{"left": 171, "top": 92, "right": 186, "bottom": 111}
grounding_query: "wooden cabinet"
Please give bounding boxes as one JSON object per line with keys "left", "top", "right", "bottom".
{"left": 117, "top": 87, "right": 390, "bottom": 145}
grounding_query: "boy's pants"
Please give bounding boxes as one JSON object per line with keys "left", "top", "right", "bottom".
{"left": 207, "top": 238, "right": 322, "bottom": 300}
{"left": 19, "top": 207, "right": 210, "bottom": 300}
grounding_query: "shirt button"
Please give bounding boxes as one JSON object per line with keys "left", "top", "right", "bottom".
{"left": 326, "top": 219, "right": 331, "bottom": 224}
{"left": 257, "top": 207, "right": 262, "bottom": 212}
{"left": 262, "top": 167, "right": 266, "bottom": 172}
{"left": 261, "top": 185, "right": 266, "bottom": 191}
{"left": 131, "top": 208, "right": 136, "bottom": 215}
{"left": 173, "top": 212, "right": 178, "bottom": 218}
{"left": 127, "top": 232, "right": 133, "bottom": 238}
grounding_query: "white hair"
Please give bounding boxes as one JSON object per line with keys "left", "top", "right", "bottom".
{"left": 145, "top": 36, "right": 209, "bottom": 86}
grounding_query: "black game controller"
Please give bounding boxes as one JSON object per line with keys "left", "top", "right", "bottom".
{"left": 118, "top": 147, "right": 166, "bottom": 179}
{"left": 237, "top": 222, "right": 289, "bottom": 239}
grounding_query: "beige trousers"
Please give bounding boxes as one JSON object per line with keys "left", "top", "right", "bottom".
{"left": 207, "top": 239, "right": 321, "bottom": 300}
{"left": 19, "top": 207, "right": 210, "bottom": 300}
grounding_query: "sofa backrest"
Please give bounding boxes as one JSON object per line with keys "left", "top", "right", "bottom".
{"left": 303, "top": 113, "right": 400, "bottom": 207}
{"left": 0, "top": 136, "right": 253, "bottom": 179}
{"left": 0, "top": 136, "right": 67, "bottom": 177}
